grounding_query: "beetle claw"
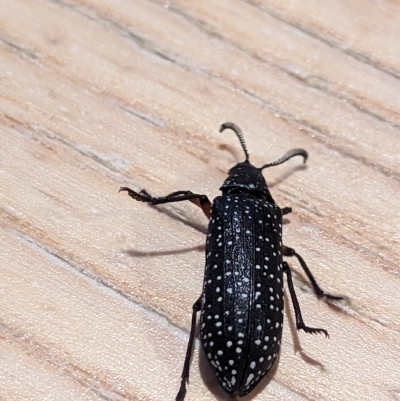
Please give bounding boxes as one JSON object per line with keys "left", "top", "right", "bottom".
{"left": 301, "top": 326, "right": 330, "bottom": 338}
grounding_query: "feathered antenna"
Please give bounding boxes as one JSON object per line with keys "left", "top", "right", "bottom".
{"left": 220, "top": 122, "right": 250, "bottom": 162}
{"left": 259, "top": 148, "right": 308, "bottom": 170}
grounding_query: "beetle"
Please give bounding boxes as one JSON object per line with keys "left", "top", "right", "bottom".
{"left": 120, "top": 122, "right": 343, "bottom": 400}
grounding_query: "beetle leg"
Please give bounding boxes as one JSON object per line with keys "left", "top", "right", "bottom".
{"left": 281, "top": 207, "right": 292, "bottom": 215}
{"left": 176, "top": 297, "right": 202, "bottom": 401}
{"left": 282, "top": 246, "right": 344, "bottom": 302}
{"left": 283, "top": 262, "right": 329, "bottom": 337}
{"left": 120, "top": 187, "right": 212, "bottom": 218}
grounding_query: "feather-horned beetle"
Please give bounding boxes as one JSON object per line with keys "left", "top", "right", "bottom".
{"left": 120, "top": 122, "right": 343, "bottom": 400}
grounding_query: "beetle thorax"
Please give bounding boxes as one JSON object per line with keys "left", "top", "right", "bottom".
{"left": 220, "top": 161, "right": 275, "bottom": 203}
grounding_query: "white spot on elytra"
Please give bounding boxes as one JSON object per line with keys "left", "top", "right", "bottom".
{"left": 245, "top": 373, "right": 254, "bottom": 386}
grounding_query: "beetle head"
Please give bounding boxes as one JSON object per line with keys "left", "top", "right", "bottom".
{"left": 220, "top": 160, "right": 274, "bottom": 201}
{"left": 219, "top": 123, "right": 308, "bottom": 202}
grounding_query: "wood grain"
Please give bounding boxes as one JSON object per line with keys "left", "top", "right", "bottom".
{"left": 1, "top": 1, "right": 400, "bottom": 400}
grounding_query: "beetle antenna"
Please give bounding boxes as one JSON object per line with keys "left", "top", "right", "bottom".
{"left": 220, "top": 122, "right": 250, "bottom": 162}
{"left": 260, "top": 148, "right": 308, "bottom": 170}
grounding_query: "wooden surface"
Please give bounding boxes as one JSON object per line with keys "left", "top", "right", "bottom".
{"left": 1, "top": 1, "right": 400, "bottom": 400}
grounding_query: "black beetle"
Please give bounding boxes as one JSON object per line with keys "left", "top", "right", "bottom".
{"left": 120, "top": 122, "right": 343, "bottom": 400}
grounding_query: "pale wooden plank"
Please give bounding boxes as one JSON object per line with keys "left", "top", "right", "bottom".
{"left": 0, "top": 0, "right": 399, "bottom": 400}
